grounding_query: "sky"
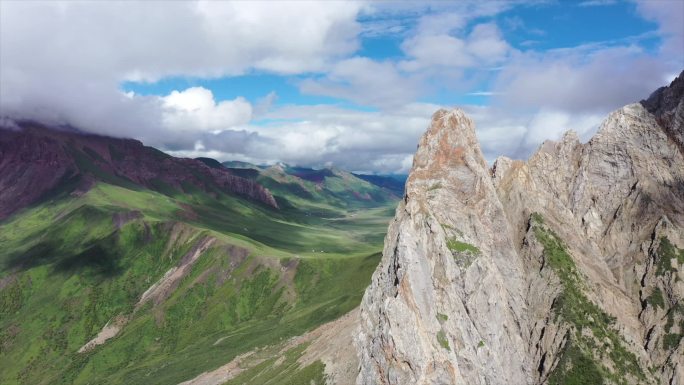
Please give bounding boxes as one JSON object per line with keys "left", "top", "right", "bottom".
{"left": 1, "top": 0, "right": 682, "bottom": 173}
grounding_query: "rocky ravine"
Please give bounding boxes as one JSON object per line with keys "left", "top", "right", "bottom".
{"left": 356, "top": 72, "right": 684, "bottom": 385}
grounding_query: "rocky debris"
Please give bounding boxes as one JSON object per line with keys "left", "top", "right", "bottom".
{"left": 356, "top": 70, "right": 684, "bottom": 385}
{"left": 298, "top": 307, "right": 359, "bottom": 384}
{"left": 137, "top": 237, "right": 215, "bottom": 308}
{"left": 178, "top": 308, "right": 360, "bottom": 385}
{"left": 177, "top": 350, "right": 264, "bottom": 385}
{"left": 0, "top": 123, "right": 278, "bottom": 220}
{"left": 77, "top": 315, "right": 128, "bottom": 353}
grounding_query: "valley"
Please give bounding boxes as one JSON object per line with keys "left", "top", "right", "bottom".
{"left": 0, "top": 134, "right": 400, "bottom": 384}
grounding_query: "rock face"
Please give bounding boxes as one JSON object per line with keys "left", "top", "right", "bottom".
{"left": 357, "top": 71, "right": 684, "bottom": 385}
{"left": 0, "top": 123, "right": 278, "bottom": 219}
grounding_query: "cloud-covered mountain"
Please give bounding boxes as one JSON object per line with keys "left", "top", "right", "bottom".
{"left": 1, "top": 1, "right": 681, "bottom": 173}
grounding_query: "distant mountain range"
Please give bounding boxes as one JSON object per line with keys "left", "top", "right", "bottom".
{"left": 0, "top": 123, "right": 405, "bottom": 221}
{"left": 218, "top": 160, "right": 407, "bottom": 195}
{"left": 199, "top": 158, "right": 405, "bottom": 210}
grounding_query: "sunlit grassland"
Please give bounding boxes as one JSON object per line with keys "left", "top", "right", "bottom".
{"left": 0, "top": 181, "right": 394, "bottom": 384}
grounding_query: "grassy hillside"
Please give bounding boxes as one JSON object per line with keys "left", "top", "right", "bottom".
{"left": 0, "top": 181, "right": 395, "bottom": 384}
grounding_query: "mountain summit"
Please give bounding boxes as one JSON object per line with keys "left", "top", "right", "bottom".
{"left": 356, "top": 71, "right": 684, "bottom": 384}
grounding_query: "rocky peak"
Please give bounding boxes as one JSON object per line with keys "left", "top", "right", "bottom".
{"left": 408, "top": 109, "right": 486, "bottom": 194}
{"left": 357, "top": 107, "right": 532, "bottom": 385}
{"left": 357, "top": 74, "right": 684, "bottom": 385}
{"left": 641, "top": 70, "right": 684, "bottom": 156}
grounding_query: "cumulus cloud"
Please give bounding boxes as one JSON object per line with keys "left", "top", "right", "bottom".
{"left": 460, "top": 106, "right": 603, "bottom": 162}
{"left": 299, "top": 11, "right": 514, "bottom": 110}
{"left": 0, "top": 0, "right": 681, "bottom": 174}
{"left": 0, "top": 1, "right": 361, "bottom": 81}
{"left": 164, "top": 102, "right": 440, "bottom": 173}
{"left": 400, "top": 22, "right": 512, "bottom": 71}
{"left": 486, "top": 41, "right": 677, "bottom": 159}
{"left": 162, "top": 88, "right": 252, "bottom": 132}
{"left": 0, "top": 0, "right": 361, "bottom": 135}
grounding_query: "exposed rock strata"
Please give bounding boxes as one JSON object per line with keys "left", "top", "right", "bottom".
{"left": 357, "top": 71, "right": 684, "bottom": 385}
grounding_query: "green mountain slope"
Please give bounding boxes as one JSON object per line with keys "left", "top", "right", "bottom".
{"left": 219, "top": 161, "right": 402, "bottom": 214}
{"left": 0, "top": 170, "right": 396, "bottom": 383}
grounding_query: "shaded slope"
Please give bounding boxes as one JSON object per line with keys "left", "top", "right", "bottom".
{"left": 0, "top": 123, "right": 277, "bottom": 221}
{"left": 352, "top": 173, "right": 407, "bottom": 196}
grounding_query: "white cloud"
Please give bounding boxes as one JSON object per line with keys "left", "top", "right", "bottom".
{"left": 635, "top": 0, "right": 684, "bottom": 61}
{"left": 493, "top": 46, "right": 669, "bottom": 113}
{"left": 413, "top": 12, "right": 469, "bottom": 35}
{"left": 401, "top": 34, "right": 472, "bottom": 69}
{"left": 461, "top": 105, "right": 604, "bottom": 163}
{"left": 0, "top": 0, "right": 681, "bottom": 174}
{"left": 170, "top": 102, "right": 442, "bottom": 173}
{"left": 400, "top": 22, "right": 512, "bottom": 71}
{"left": 523, "top": 110, "right": 603, "bottom": 148}
{"left": 299, "top": 57, "right": 425, "bottom": 108}
{"left": 0, "top": 1, "right": 362, "bottom": 81}
{"left": 0, "top": 0, "right": 363, "bottom": 137}
{"left": 162, "top": 87, "right": 252, "bottom": 132}
{"left": 467, "top": 23, "right": 511, "bottom": 63}
{"left": 253, "top": 92, "right": 278, "bottom": 117}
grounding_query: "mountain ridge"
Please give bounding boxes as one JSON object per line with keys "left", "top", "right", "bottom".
{"left": 0, "top": 122, "right": 279, "bottom": 220}
{"left": 356, "top": 70, "right": 684, "bottom": 384}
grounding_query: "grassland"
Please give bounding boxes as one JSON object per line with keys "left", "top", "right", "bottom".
{"left": 0, "top": 181, "right": 395, "bottom": 384}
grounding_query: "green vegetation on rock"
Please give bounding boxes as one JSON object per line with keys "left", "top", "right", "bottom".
{"left": 549, "top": 341, "right": 603, "bottom": 385}
{"left": 647, "top": 287, "right": 666, "bottom": 309}
{"left": 532, "top": 215, "right": 643, "bottom": 385}
{"left": 656, "top": 237, "right": 684, "bottom": 276}
{"left": 662, "top": 303, "right": 684, "bottom": 351}
{"left": 663, "top": 333, "right": 683, "bottom": 350}
{"left": 436, "top": 330, "right": 450, "bottom": 351}
{"left": 446, "top": 239, "right": 480, "bottom": 255}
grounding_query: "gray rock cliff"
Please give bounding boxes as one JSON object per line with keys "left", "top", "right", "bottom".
{"left": 356, "top": 71, "right": 684, "bottom": 385}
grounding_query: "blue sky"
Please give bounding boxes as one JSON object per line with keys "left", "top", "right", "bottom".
{"left": 1, "top": 1, "right": 682, "bottom": 172}
{"left": 122, "top": 1, "right": 660, "bottom": 110}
